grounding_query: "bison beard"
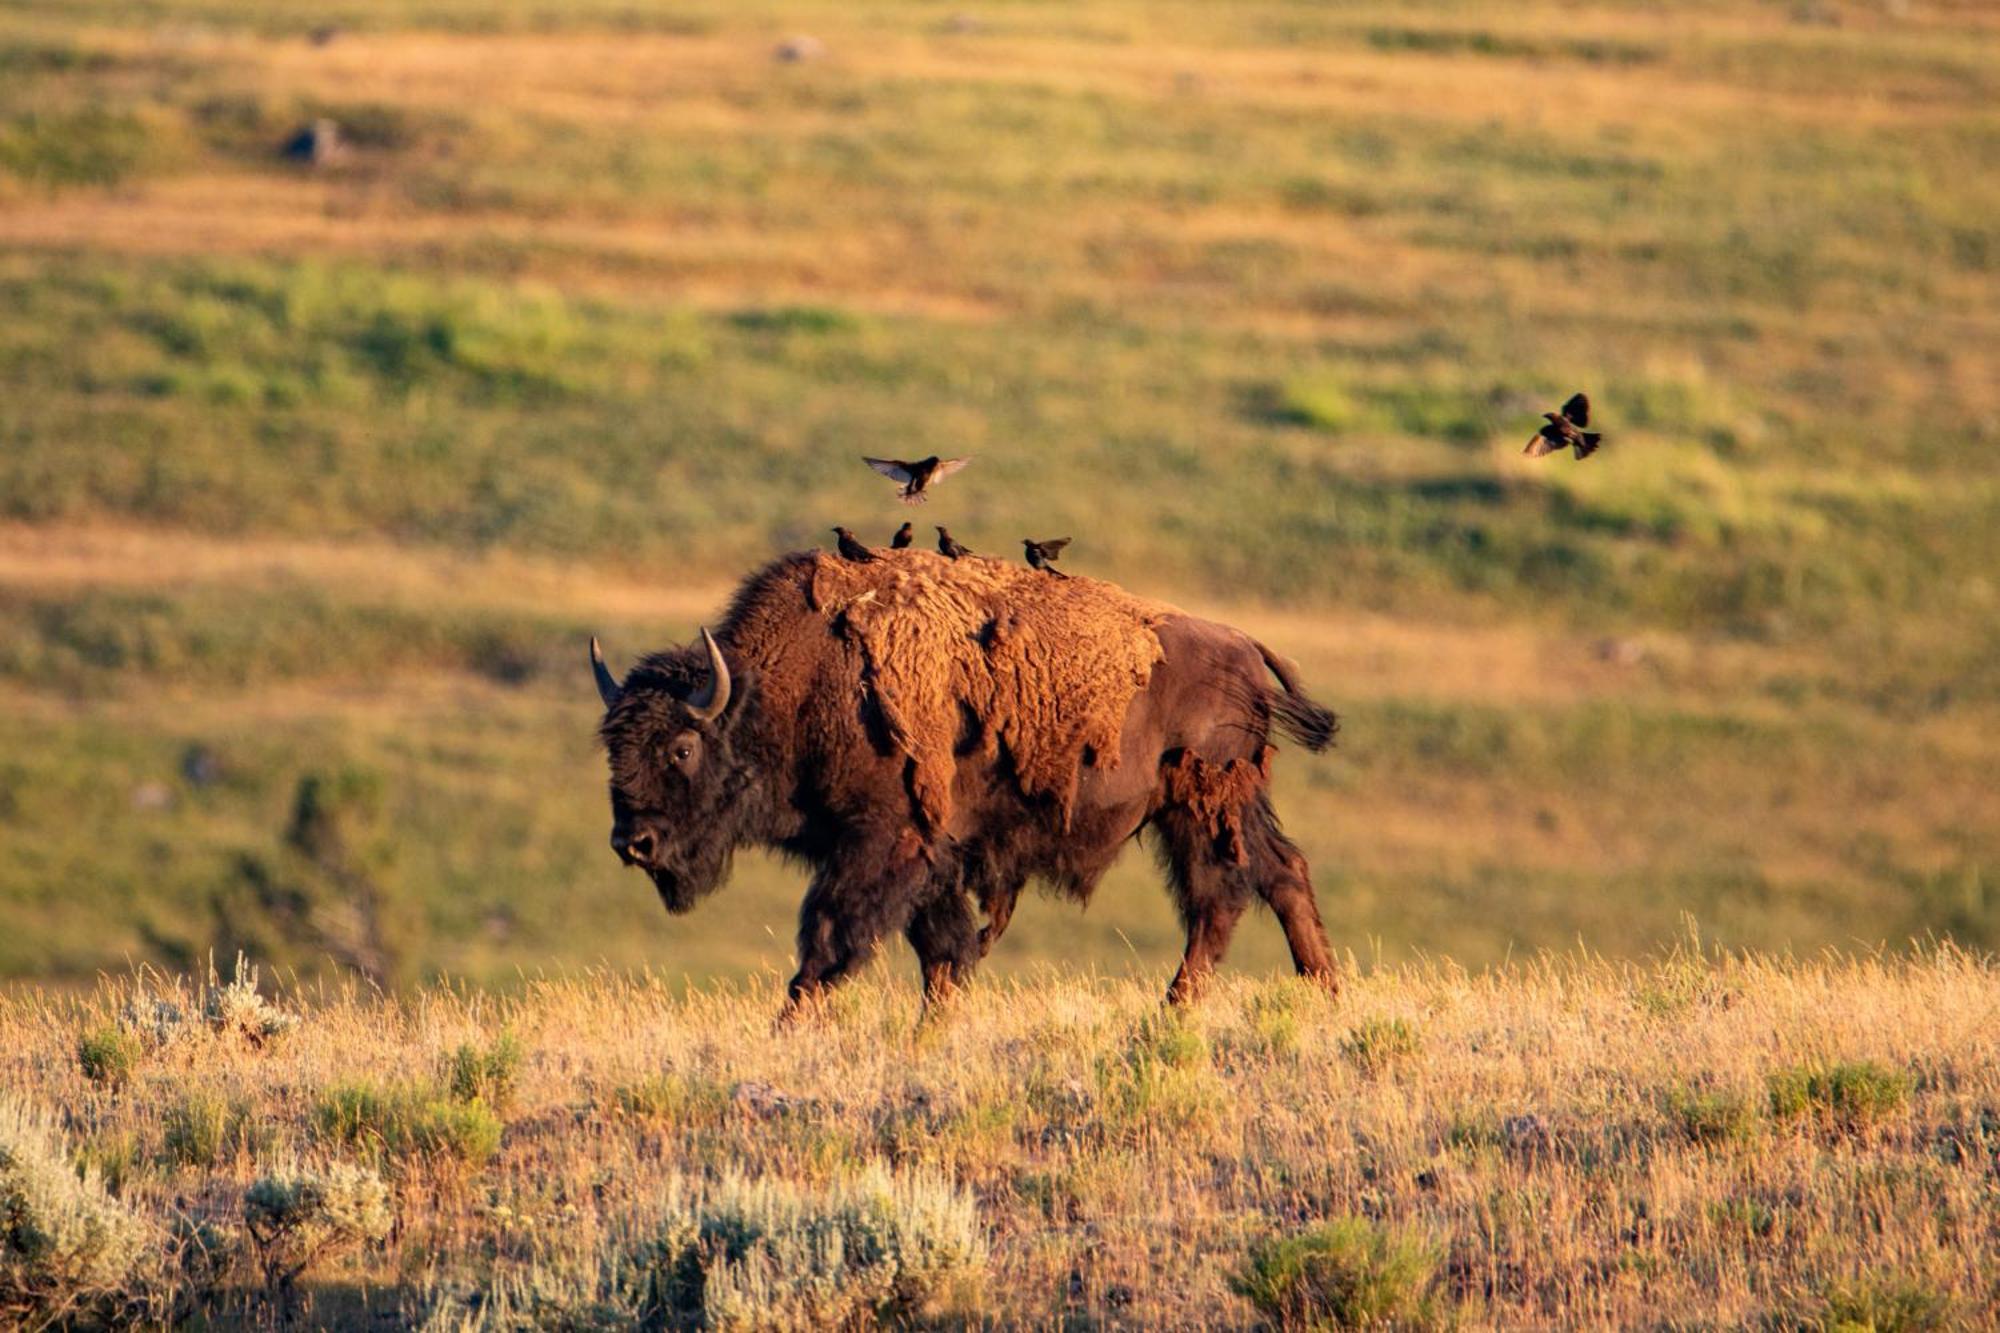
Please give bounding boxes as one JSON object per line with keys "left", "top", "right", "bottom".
{"left": 595, "top": 549, "right": 1340, "bottom": 1017}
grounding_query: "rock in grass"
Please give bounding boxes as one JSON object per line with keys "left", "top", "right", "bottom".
{"left": 773, "top": 35, "right": 825, "bottom": 63}
{"left": 281, "top": 119, "right": 342, "bottom": 167}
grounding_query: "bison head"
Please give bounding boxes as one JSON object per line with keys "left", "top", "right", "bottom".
{"left": 592, "top": 628, "right": 747, "bottom": 913}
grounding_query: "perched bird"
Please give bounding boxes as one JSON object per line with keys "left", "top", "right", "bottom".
{"left": 831, "top": 527, "right": 878, "bottom": 563}
{"left": 890, "top": 522, "right": 913, "bottom": 549}
{"left": 1525, "top": 392, "right": 1602, "bottom": 460}
{"left": 1023, "top": 537, "right": 1070, "bottom": 578}
{"left": 862, "top": 455, "right": 971, "bottom": 504}
{"left": 936, "top": 526, "right": 972, "bottom": 559}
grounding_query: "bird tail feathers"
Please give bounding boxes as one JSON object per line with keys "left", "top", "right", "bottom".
{"left": 1574, "top": 433, "right": 1602, "bottom": 459}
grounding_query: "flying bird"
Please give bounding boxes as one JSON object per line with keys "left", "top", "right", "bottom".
{"left": 1023, "top": 537, "right": 1070, "bottom": 578}
{"left": 890, "top": 522, "right": 913, "bottom": 549}
{"left": 831, "top": 527, "right": 878, "bottom": 563}
{"left": 1524, "top": 392, "right": 1602, "bottom": 460}
{"left": 863, "top": 455, "right": 971, "bottom": 504}
{"left": 936, "top": 526, "right": 972, "bottom": 559}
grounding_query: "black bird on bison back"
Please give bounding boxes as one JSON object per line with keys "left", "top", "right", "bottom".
{"left": 936, "top": 526, "right": 972, "bottom": 559}
{"left": 890, "top": 522, "right": 914, "bottom": 549}
{"left": 1023, "top": 537, "right": 1070, "bottom": 577}
{"left": 832, "top": 526, "right": 878, "bottom": 562}
{"left": 863, "top": 454, "right": 971, "bottom": 504}
{"left": 1524, "top": 392, "right": 1602, "bottom": 460}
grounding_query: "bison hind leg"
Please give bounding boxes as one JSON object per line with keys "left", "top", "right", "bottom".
{"left": 1152, "top": 759, "right": 1338, "bottom": 1002}
{"left": 1239, "top": 793, "right": 1339, "bottom": 995}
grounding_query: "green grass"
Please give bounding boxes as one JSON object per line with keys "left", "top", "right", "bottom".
{"left": 0, "top": 0, "right": 1995, "bottom": 988}
{"left": 311, "top": 1080, "right": 504, "bottom": 1165}
{"left": 1767, "top": 1060, "right": 1912, "bottom": 1134}
{"left": 1233, "top": 1216, "right": 1440, "bottom": 1331}
{"left": 75, "top": 1026, "right": 140, "bottom": 1088}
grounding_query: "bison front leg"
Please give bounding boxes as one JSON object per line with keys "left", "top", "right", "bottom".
{"left": 905, "top": 889, "right": 981, "bottom": 1007}
{"left": 782, "top": 828, "right": 932, "bottom": 1021}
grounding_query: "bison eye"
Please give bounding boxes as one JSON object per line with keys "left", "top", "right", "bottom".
{"left": 666, "top": 730, "right": 701, "bottom": 777}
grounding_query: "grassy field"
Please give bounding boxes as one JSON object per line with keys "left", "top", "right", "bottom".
{"left": 0, "top": 0, "right": 1996, "bottom": 989}
{"left": 3, "top": 951, "right": 1996, "bottom": 1327}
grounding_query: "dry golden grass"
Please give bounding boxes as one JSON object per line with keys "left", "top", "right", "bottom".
{"left": 4, "top": 950, "right": 1996, "bottom": 1327}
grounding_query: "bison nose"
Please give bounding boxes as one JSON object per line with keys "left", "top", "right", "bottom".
{"left": 619, "top": 828, "right": 658, "bottom": 867}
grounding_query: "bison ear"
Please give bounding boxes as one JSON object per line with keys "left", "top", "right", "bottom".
{"left": 590, "top": 636, "right": 623, "bottom": 708}
{"left": 684, "top": 626, "right": 733, "bottom": 723}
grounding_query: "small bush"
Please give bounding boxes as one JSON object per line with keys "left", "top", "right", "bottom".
{"left": 0, "top": 1097, "right": 153, "bottom": 1327}
{"left": 445, "top": 1033, "right": 522, "bottom": 1112}
{"left": 243, "top": 1161, "right": 392, "bottom": 1295}
{"left": 1233, "top": 1217, "right": 1439, "bottom": 1330}
{"left": 76, "top": 1027, "right": 140, "bottom": 1088}
{"left": 1667, "top": 1085, "right": 1758, "bottom": 1146}
{"left": 1767, "top": 1061, "right": 1910, "bottom": 1133}
{"left": 119, "top": 995, "right": 191, "bottom": 1050}
{"left": 202, "top": 954, "right": 299, "bottom": 1046}
{"left": 1341, "top": 1017, "right": 1421, "bottom": 1074}
{"left": 1788, "top": 1271, "right": 1954, "bottom": 1332}
{"left": 313, "top": 1081, "right": 503, "bottom": 1165}
{"left": 632, "top": 1166, "right": 986, "bottom": 1332}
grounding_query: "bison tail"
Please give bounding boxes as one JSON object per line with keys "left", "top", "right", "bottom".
{"left": 1254, "top": 639, "right": 1339, "bottom": 753}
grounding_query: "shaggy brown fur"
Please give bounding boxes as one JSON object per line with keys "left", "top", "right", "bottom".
{"left": 807, "top": 550, "right": 1170, "bottom": 833}
{"left": 1160, "top": 745, "right": 1276, "bottom": 866}
{"left": 594, "top": 547, "right": 1342, "bottom": 1016}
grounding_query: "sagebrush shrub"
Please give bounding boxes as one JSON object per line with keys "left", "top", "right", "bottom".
{"left": 1233, "top": 1217, "right": 1439, "bottom": 1330}
{"left": 202, "top": 954, "right": 300, "bottom": 1046}
{"left": 243, "top": 1161, "right": 392, "bottom": 1294}
{"left": 633, "top": 1166, "right": 986, "bottom": 1332}
{"left": 0, "top": 1097, "right": 153, "bottom": 1328}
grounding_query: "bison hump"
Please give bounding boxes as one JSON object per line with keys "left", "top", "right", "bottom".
{"left": 805, "top": 551, "right": 1168, "bottom": 832}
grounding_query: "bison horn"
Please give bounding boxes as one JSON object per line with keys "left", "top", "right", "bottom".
{"left": 590, "top": 637, "right": 622, "bottom": 708}
{"left": 685, "top": 626, "right": 732, "bottom": 722}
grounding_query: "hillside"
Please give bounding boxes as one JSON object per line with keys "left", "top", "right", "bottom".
{"left": 3, "top": 953, "right": 1996, "bottom": 1327}
{"left": 0, "top": 0, "right": 1996, "bottom": 985}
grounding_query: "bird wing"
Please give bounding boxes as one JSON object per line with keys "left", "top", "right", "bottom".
{"left": 929, "top": 457, "right": 972, "bottom": 482}
{"left": 1040, "top": 538, "right": 1071, "bottom": 555}
{"left": 863, "top": 457, "right": 915, "bottom": 484}
{"left": 1561, "top": 393, "right": 1590, "bottom": 427}
{"left": 1524, "top": 432, "right": 1561, "bottom": 457}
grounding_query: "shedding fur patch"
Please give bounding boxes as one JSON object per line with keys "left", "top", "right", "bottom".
{"left": 806, "top": 550, "right": 1171, "bottom": 830}
{"left": 1160, "top": 745, "right": 1275, "bottom": 865}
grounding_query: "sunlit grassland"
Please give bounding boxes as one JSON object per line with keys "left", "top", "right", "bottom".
{"left": 0, "top": 0, "right": 1996, "bottom": 987}
{"left": 2, "top": 952, "right": 1996, "bottom": 1327}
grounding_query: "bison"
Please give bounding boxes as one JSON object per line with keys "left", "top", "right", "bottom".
{"left": 592, "top": 548, "right": 1340, "bottom": 1016}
